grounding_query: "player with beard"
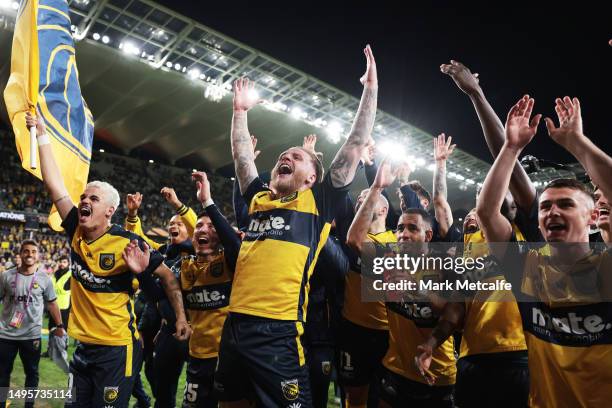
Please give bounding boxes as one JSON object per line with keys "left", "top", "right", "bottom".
{"left": 351, "top": 161, "right": 459, "bottom": 407}
{"left": 594, "top": 185, "right": 610, "bottom": 244}
{"left": 214, "top": 45, "right": 377, "bottom": 407}
{"left": 477, "top": 95, "right": 612, "bottom": 407}
{"left": 178, "top": 171, "right": 240, "bottom": 408}
{"left": 26, "top": 111, "right": 191, "bottom": 408}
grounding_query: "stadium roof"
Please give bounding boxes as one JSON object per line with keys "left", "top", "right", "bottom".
{"left": 0, "top": 0, "right": 577, "bottom": 210}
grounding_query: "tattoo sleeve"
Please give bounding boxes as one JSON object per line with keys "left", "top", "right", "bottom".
{"left": 329, "top": 86, "right": 378, "bottom": 188}
{"left": 347, "top": 186, "right": 382, "bottom": 253}
{"left": 160, "top": 271, "right": 186, "bottom": 321}
{"left": 231, "top": 110, "right": 258, "bottom": 194}
{"left": 433, "top": 161, "right": 453, "bottom": 237}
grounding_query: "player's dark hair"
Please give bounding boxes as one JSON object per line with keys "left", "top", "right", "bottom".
{"left": 402, "top": 208, "right": 433, "bottom": 228}
{"left": 543, "top": 178, "right": 594, "bottom": 203}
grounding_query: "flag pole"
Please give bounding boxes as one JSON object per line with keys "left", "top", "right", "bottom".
{"left": 29, "top": 124, "right": 37, "bottom": 169}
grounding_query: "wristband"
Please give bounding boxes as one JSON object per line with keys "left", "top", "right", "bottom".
{"left": 55, "top": 323, "right": 64, "bottom": 329}
{"left": 37, "top": 133, "right": 50, "bottom": 146}
{"left": 203, "top": 198, "right": 214, "bottom": 208}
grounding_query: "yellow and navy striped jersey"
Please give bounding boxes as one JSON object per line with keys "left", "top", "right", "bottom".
{"left": 230, "top": 174, "right": 348, "bottom": 321}
{"left": 176, "top": 254, "right": 232, "bottom": 359}
{"left": 342, "top": 230, "right": 396, "bottom": 330}
{"left": 505, "top": 244, "right": 612, "bottom": 407}
{"left": 124, "top": 205, "right": 197, "bottom": 250}
{"left": 62, "top": 207, "right": 164, "bottom": 346}
{"left": 460, "top": 225, "right": 527, "bottom": 357}
{"left": 383, "top": 267, "right": 457, "bottom": 386}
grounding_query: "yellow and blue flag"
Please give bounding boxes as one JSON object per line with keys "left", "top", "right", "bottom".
{"left": 3, "top": 0, "right": 94, "bottom": 231}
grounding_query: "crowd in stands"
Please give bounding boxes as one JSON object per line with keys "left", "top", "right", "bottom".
{"left": 0, "top": 127, "right": 234, "bottom": 272}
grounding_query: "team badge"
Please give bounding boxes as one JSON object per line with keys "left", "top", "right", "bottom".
{"left": 99, "top": 253, "right": 115, "bottom": 270}
{"left": 210, "top": 262, "right": 223, "bottom": 278}
{"left": 321, "top": 361, "right": 331, "bottom": 376}
{"left": 281, "top": 379, "right": 299, "bottom": 401}
{"left": 280, "top": 191, "right": 298, "bottom": 203}
{"left": 104, "top": 386, "right": 119, "bottom": 403}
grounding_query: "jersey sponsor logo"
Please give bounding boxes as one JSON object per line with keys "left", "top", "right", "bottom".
{"left": 321, "top": 361, "right": 331, "bottom": 376}
{"left": 522, "top": 302, "right": 612, "bottom": 346}
{"left": 72, "top": 262, "right": 111, "bottom": 287}
{"left": 103, "top": 386, "right": 119, "bottom": 403}
{"left": 247, "top": 215, "right": 291, "bottom": 234}
{"left": 9, "top": 294, "right": 34, "bottom": 303}
{"left": 387, "top": 301, "right": 438, "bottom": 328}
{"left": 184, "top": 281, "right": 231, "bottom": 310}
{"left": 99, "top": 253, "right": 115, "bottom": 270}
{"left": 281, "top": 378, "right": 299, "bottom": 401}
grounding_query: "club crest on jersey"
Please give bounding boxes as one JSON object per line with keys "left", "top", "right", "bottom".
{"left": 280, "top": 191, "right": 298, "bottom": 203}
{"left": 321, "top": 361, "right": 331, "bottom": 375}
{"left": 103, "top": 386, "right": 119, "bottom": 403}
{"left": 210, "top": 262, "right": 223, "bottom": 278}
{"left": 99, "top": 253, "right": 115, "bottom": 270}
{"left": 281, "top": 379, "right": 299, "bottom": 401}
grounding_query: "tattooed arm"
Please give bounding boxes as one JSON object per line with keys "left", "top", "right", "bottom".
{"left": 154, "top": 263, "right": 191, "bottom": 340}
{"left": 347, "top": 159, "right": 396, "bottom": 253}
{"left": 329, "top": 45, "right": 378, "bottom": 188}
{"left": 231, "top": 78, "right": 261, "bottom": 195}
{"left": 433, "top": 134, "right": 455, "bottom": 239}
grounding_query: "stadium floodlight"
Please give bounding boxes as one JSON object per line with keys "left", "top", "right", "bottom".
{"left": 102, "top": 35, "right": 110, "bottom": 44}
{"left": 174, "top": 63, "right": 181, "bottom": 71}
{"left": 192, "top": 169, "right": 197, "bottom": 172}
{"left": 148, "top": 159, "right": 154, "bottom": 164}
{"left": 188, "top": 68, "right": 201, "bottom": 79}
{"left": 0, "top": 0, "right": 11, "bottom": 9}
{"left": 325, "top": 121, "right": 343, "bottom": 142}
{"left": 92, "top": 32, "right": 100, "bottom": 41}
{"left": 11, "top": 1, "right": 19, "bottom": 10}
{"left": 456, "top": 174, "right": 465, "bottom": 181}
{"left": 165, "top": 61, "right": 173, "bottom": 68}
{"left": 427, "top": 163, "right": 436, "bottom": 172}
{"left": 99, "top": 149, "right": 105, "bottom": 153}
{"left": 378, "top": 141, "right": 406, "bottom": 161}
{"left": 415, "top": 157, "right": 426, "bottom": 167}
{"left": 121, "top": 41, "right": 140, "bottom": 56}
{"left": 290, "top": 107, "right": 304, "bottom": 120}
{"left": 466, "top": 179, "right": 475, "bottom": 185}
{"left": 153, "top": 29, "right": 165, "bottom": 38}
{"left": 230, "top": 177, "right": 236, "bottom": 181}
{"left": 75, "top": 0, "right": 90, "bottom": 5}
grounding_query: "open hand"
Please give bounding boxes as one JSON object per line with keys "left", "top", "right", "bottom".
{"left": 302, "top": 134, "right": 317, "bottom": 153}
{"left": 544, "top": 96, "right": 584, "bottom": 148}
{"left": 122, "top": 240, "right": 150, "bottom": 274}
{"left": 233, "top": 77, "right": 264, "bottom": 112}
{"left": 433, "top": 133, "right": 456, "bottom": 162}
{"left": 504, "top": 95, "right": 541, "bottom": 151}
{"left": 373, "top": 158, "right": 399, "bottom": 189}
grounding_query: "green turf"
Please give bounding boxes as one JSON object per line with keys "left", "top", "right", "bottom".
{"left": 5, "top": 317, "right": 342, "bottom": 407}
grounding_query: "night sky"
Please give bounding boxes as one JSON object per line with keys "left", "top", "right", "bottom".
{"left": 157, "top": 1, "right": 611, "bottom": 165}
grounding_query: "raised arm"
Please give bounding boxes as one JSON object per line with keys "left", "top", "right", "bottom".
{"left": 329, "top": 45, "right": 378, "bottom": 188}
{"left": 192, "top": 171, "right": 241, "bottom": 270}
{"left": 545, "top": 97, "right": 612, "bottom": 200}
{"left": 432, "top": 133, "right": 455, "bottom": 238}
{"left": 25, "top": 110, "right": 73, "bottom": 220}
{"left": 441, "top": 61, "right": 536, "bottom": 209}
{"left": 231, "top": 78, "right": 261, "bottom": 194}
{"left": 160, "top": 187, "right": 197, "bottom": 236}
{"left": 477, "top": 96, "right": 541, "bottom": 243}
{"left": 124, "top": 192, "right": 162, "bottom": 250}
{"left": 347, "top": 159, "right": 396, "bottom": 253}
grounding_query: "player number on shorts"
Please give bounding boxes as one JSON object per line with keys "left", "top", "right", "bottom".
{"left": 184, "top": 383, "right": 199, "bottom": 402}
{"left": 341, "top": 352, "right": 354, "bottom": 371}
